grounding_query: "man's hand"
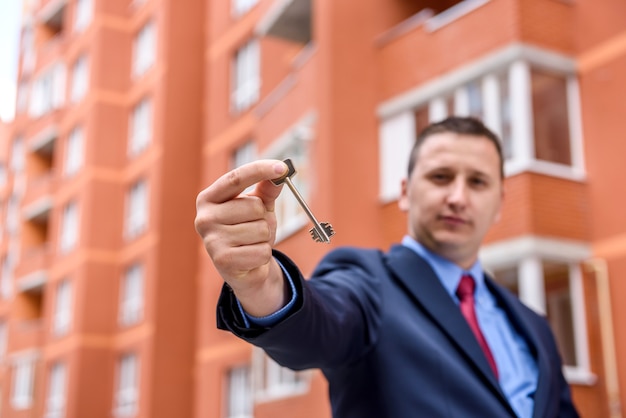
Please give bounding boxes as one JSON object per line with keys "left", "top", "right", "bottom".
{"left": 194, "top": 159, "right": 289, "bottom": 317}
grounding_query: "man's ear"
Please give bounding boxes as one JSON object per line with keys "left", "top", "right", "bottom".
{"left": 493, "top": 185, "right": 505, "bottom": 224}
{"left": 398, "top": 178, "right": 409, "bottom": 212}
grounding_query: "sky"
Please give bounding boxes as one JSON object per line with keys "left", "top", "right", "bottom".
{"left": 0, "top": 2, "right": 23, "bottom": 122}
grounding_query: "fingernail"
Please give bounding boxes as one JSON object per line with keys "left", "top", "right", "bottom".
{"left": 274, "top": 162, "right": 286, "bottom": 174}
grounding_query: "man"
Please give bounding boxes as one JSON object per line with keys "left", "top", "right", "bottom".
{"left": 195, "top": 117, "right": 580, "bottom": 417}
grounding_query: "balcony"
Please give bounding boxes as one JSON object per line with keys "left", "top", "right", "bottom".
{"left": 256, "top": 0, "right": 311, "bottom": 43}
{"left": 376, "top": 0, "right": 575, "bottom": 101}
{"left": 14, "top": 245, "right": 52, "bottom": 282}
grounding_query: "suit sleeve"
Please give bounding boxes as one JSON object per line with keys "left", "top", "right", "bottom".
{"left": 216, "top": 247, "right": 385, "bottom": 370}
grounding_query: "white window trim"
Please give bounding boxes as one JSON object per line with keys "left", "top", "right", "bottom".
{"left": 44, "top": 362, "right": 67, "bottom": 418}
{"left": 128, "top": 98, "right": 152, "bottom": 158}
{"left": 119, "top": 264, "right": 144, "bottom": 326}
{"left": 74, "top": 0, "right": 93, "bottom": 33}
{"left": 132, "top": 21, "right": 156, "bottom": 78}
{"left": 377, "top": 43, "right": 585, "bottom": 203}
{"left": 231, "top": 40, "right": 260, "bottom": 113}
{"left": 125, "top": 180, "right": 149, "bottom": 239}
{"left": 70, "top": 54, "right": 89, "bottom": 104}
{"left": 53, "top": 280, "right": 73, "bottom": 336}
{"left": 231, "top": 0, "right": 258, "bottom": 18}
{"left": 480, "top": 235, "right": 596, "bottom": 385}
{"left": 226, "top": 365, "right": 253, "bottom": 418}
{"left": 252, "top": 348, "right": 310, "bottom": 403}
{"left": 64, "top": 126, "right": 84, "bottom": 177}
{"left": 114, "top": 354, "right": 140, "bottom": 417}
{"left": 261, "top": 112, "right": 316, "bottom": 243}
{"left": 59, "top": 202, "right": 80, "bottom": 253}
{"left": 378, "top": 110, "right": 415, "bottom": 203}
{"left": 10, "top": 351, "right": 38, "bottom": 410}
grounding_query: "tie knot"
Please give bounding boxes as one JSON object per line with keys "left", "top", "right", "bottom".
{"left": 456, "top": 274, "right": 475, "bottom": 300}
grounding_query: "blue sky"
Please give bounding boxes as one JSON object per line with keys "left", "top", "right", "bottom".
{"left": 0, "top": 2, "right": 23, "bottom": 122}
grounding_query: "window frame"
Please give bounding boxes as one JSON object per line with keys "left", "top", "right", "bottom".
{"left": 225, "top": 364, "right": 253, "bottom": 418}
{"left": 231, "top": 39, "right": 260, "bottom": 113}
{"left": 114, "top": 353, "right": 140, "bottom": 417}
{"left": 70, "top": 54, "right": 89, "bottom": 104}
{"left": 52, "top": 280, "right": 73, "bottom": 337}
{"left": 59, "top": 201, "right": 79, "bottom": 254}
{"left": 44, "top": 361, "right": 67, "bottom": 418}
{"left": 124, "top": 179, "right": 149, "bottom": 240}
{"left": 261, "top": 112, "right": 316, "bottom": 242}
{"left": 377, "top": 44, "right": 585, "bottom": 203}
{"left": 132, "top": 21, "right": 156, "bottom": 79}
{"left": 119, "top": 263, "right": 144, "bottom": 326}
{"left": 64, "top": 126, "right": 84, "bottom": 177}
{"left": 480, "top": 235, "right": 595, "bottom": 385}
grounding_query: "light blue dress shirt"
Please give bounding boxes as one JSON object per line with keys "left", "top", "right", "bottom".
{"left": 402, "top": 235, "right": 538, "bottom": 418}
{"left": 240, "top": 237, "right": 539, "bottom": 417}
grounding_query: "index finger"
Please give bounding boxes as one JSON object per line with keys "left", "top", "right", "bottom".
{"left": 202, "top": 159, "right": 288, "bottom": 204}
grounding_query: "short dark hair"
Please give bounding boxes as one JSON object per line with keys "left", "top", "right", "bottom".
{"left": 407, "top": 116, "right": 504, "bottom": 179}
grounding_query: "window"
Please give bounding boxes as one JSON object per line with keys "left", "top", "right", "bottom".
{"left": 29, "top": 63, "right": 66, "bottom": 118}
{"left": 114, "top": 354, "right": 139, "bottom": 416}
{"left": 59, "top": 201, "right": 79, "bottom": 253}
{"left": 70, "top": 55, "right": 89, "bottom": 103}
{"left": 128, "top": 98, "right": 152, "bottom": 157}
{"left": 44, "top": 362, "right": 67, "bottom": 418}
{"left": 10, "top": 136, "right": 25, "bottom": 172}
{"left": 119, "top": 263, "right": 144, "bottom": 326}
{"left": 232, "top": 141, "right": 257, "bottom": 169}
{"left": 232, "top": 0, "right": 258, "bottom": 17}
{"left": 377, "top": 49, "right": 583, "bottom": 201}
{"left": 11, "top": 355, "right": 35, "bottom": 410}
{"left": 379, "top": 111, "right": 416, "bottom": 203}
{"left": 530, "top": 68, "right": 571, "bottom": 166}
{"left": 0, "top": 321, "right": 7, "bottom": 360}
{"left": 64, "top": 126, "right": 84, "bottom": 177}
{"left": 16, "top": 81, "right": 30, "bottom": 114}
{"left": 132, "top": 21, "right": 156, "bottom": 78}
{"left": 264, "top": 115, "right": 314, "bottom": 242}
{"left": 226, "top": 365, "right": 252, "bottom": 418}
{"left": 0, "top": 254, "right": 12, "bottom": 299}
{"left": 231, "top": 40, "right": 260, "bottom": 112}
{"left": 6, "top": 195, "right": 20, "bottom": 235}
{"left": 21, "top": 25, "right": 36, "bottom": 77}
{"left": 125, "top": 180, "right": 148, "bottom": 239}
{"left": 252, "top": 349, "right": 309, "bottom": 401}
{"left": 481, "top": 236, "right": 592, "bottom": 384}
{"left": 53, "top": 280, "right": 73, "bottom": 336}
{"left": 492, "top": 260, "right": 580, "bottom": 366}
{"left": 74, "top": 0, "right": 93, "bottom": 32}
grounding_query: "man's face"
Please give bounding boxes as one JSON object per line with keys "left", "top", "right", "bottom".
{"left": 399, "top": 132, "right": 504, "bottom": 269}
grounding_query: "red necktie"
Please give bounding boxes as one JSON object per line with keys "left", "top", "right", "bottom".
{"left": 456, "top": 275, "right": 499, "bottom": 378}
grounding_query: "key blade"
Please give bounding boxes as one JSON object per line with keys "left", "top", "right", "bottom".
{"left": 309, "top": 222, "right": 335, "bottom": 243}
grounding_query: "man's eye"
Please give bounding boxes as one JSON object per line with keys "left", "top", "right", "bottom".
{"left": 430, "top": 173, "right": 451, "bottom": 182}
{"left": 469, "top": 177, "right": 487, "bottom": 187}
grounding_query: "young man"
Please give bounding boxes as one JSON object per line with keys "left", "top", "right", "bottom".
{"left": 195, "top": 117, "right": 580, "bottom": 417}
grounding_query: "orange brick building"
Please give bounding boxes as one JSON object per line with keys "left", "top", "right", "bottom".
{"left": 1, "top": 0, "right": 625, "bottom": 417}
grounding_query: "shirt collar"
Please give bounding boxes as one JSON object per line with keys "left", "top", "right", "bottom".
{"left": 401, "top": 235, "right": 488, "bottom": 303}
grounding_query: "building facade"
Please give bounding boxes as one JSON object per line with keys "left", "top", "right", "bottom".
{"left": 1, "top": 0, "right": 625, "bottom": 417}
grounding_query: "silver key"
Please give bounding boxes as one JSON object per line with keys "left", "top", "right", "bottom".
{"left": 271, "top": 159, "right": 335, "bottom": 243}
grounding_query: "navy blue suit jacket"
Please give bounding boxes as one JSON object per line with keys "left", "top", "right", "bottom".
{"left": 217, "top": 245, "right": 580, "bottom": 418}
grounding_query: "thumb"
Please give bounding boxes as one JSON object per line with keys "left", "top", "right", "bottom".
{"left": 251, "top": 162, "right": 290, "bottom": 212}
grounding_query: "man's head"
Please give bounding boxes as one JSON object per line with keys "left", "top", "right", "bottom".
{"left": 407, "top": 117, "right": 504, "bottom": 179}
{"left": 399, "top": 116, "right": 505, "bottom": 269}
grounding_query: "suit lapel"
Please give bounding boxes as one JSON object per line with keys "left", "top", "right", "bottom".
{"left": 384, "top": 245, "right": 513, "bottom": 413}
{"left": 486, "top": 280, "right": 555, "bottom": 418}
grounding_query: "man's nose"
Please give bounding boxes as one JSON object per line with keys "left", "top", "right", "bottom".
{"left": 446, "top": 178, "right": 468, "bottom": 207}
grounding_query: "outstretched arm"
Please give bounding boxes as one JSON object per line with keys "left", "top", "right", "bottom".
{"left": 194, "top": 159, "right": 290, "bottom": 317}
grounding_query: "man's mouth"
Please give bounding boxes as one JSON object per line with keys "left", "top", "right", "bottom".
{"left": 439, "top": 215, "right": 467, "bottom": 226}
